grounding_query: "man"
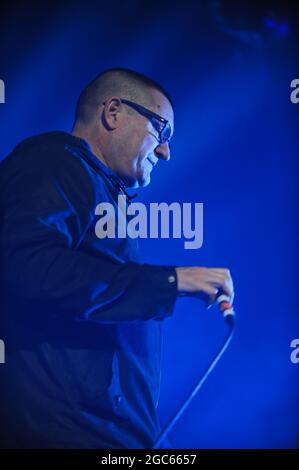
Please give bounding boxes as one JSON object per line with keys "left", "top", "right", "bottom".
{"left": 0, "top": 68, "right": 234, "bottom": 448}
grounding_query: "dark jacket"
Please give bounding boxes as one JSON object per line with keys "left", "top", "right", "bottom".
{"left": 0, "top": 131, "right": 177, "bottom": 448}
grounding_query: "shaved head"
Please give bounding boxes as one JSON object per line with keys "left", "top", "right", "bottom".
{"left": 74, "top": 68, "right": 173, "bottom": 125}
{"left": 72, "top": 68, "right": 174, "bottom": 188}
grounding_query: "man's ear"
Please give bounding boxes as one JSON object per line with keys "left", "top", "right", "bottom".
{"left": 102, "top": 96, "right": 122, "bottom": 130}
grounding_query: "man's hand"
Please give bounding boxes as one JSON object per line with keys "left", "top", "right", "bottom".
{"left": 175, "top": 267, "right": 234, "bottom": 305}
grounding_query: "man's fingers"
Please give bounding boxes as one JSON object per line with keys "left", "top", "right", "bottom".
{"left": 209, "top": 268, "right": 231, "bottom": 275}
{"left": 196, "top": 283, "right": 219, "bottom": 305}
{"left": 175, "top": 266, "right": 235, "bottom": 303}
{"left": 200, "top": 283, "right": 218, "bottom": 296}
{"left": 199, "top": 274, "right": 233, "bottom": 299}
{"left": 205, "top": 269, "right": 234, "bottom": 301}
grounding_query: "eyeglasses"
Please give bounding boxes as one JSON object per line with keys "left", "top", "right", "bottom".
{"left": 120, "top": 99, "right": 172, "bottom": 145}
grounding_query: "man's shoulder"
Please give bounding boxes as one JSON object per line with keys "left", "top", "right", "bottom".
{"left": 0, "top": 131, "right": 111, "bottom": 207}
{"left": 0, "top": 131, "right": 104, "bottom": 209}
{"left": 1, "top": 131, "right": 93, "bottom": 175}
{"left": 11, "top": 131, "right": 76, "bottom": 161}
{"left": 1, "top": 133, "right": 100, "bottom": 199}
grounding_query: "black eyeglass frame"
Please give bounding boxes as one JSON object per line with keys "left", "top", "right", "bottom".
{"left": 120, "top": 98, "right": 172, "bottom": 145}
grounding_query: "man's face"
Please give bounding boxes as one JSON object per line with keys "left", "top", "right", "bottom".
{"left": 113, "top": 89, "right": 174, "bottom": 188}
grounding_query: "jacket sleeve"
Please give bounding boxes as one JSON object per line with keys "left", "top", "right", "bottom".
{"left": 0, "top": 145, "right": 178, "bottom": 323}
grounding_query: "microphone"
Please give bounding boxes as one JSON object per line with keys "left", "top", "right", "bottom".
{"left": 216, "top": 291, "right": 235, "bottom": 325}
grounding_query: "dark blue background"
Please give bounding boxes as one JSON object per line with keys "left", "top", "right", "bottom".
{"left": 1, "top": 0, "right": 298, "bottom": 448}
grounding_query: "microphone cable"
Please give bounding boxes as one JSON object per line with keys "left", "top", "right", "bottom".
{"left": 152, "top": 294, "right": 235, "bottom": 449}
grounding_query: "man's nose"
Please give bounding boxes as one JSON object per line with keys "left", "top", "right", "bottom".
{"left": 154, "top": 142, "right": 171, "bottom": 161}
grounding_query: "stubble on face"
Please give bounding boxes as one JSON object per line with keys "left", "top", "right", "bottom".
{"left": 119, "top": 90, "right": 174, "bottom": 188}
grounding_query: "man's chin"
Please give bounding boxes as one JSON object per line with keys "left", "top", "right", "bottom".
{"left": 138, "top": 174, "right": 151, "bottom": 188}
{"left": 127, "top": 179, "right": 150, "bottom": 189}
{"left": 119, "top": 171, "right": 151, "bottom": 189}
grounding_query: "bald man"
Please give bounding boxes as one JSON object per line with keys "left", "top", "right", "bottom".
{"left": 0, "top": 68, "right": 234, "bottom": 449}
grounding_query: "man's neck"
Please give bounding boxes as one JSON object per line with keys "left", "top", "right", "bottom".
{"left": 71, "top": 128, "right": 110, "bottom": 169}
